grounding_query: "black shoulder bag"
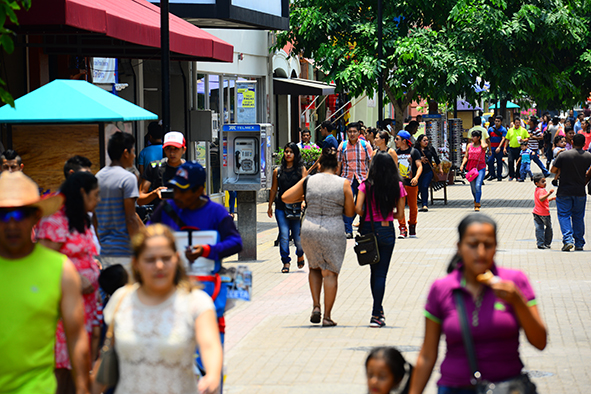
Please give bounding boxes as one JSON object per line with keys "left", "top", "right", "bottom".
{"left": 453, "top": 289, "right": 538, "bottom": 394}
{"left": 353, "top": 190, "right": 380, "bottom": 266}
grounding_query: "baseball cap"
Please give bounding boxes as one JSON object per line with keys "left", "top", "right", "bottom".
{"left": 168, "top": 161, "right": 206, "bottom": 190}
{"left": 397, "top": 130, "right": 412, "bottom": 144}
{"left": 163, "top": 131, "right": 186, "bottom": 148}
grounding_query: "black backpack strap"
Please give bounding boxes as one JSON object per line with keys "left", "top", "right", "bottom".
{"left": 162, "top": 201, "right": 188, "bottom": 229}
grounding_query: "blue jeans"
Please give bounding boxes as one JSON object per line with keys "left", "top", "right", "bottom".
{"left": 487, "top": 148, "right": 503, "bottom": 179}
{"left": 418, "top": 170, "right": 434, "bottom": 207}
{"left": 228, "top": 191, "right": 237, "bottom": 214}
{"left": 360, "top": 221, "right": 396, "bottom": 316}
{"left": 533, "top": 213, "right": 553, "bottom": 247}
{"left": 555, "top": 195, "right": 587, "bottom": 247}
{"left": 520, "top": 161, "right": 532, "bottom": 180}
{"left": 437, "top": 387, "right": 476, "bottom": 394}
{"left": 530, "top": 149, "right": 550, "bottom": 176}
{"left": 343, "top": 178, "right": 359, "bottom": 234}
{"left": 275, "top": 209, "right": 304, "bottom": 264}
{"left": 469, "top": 168, "right": 486, "bottom": 203}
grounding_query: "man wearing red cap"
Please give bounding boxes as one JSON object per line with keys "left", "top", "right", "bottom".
{"left": 0, "top": 172, "right": 90, "bottom": 393}
{"left": 138, "top": 131, "right": 187, "bottom": 207}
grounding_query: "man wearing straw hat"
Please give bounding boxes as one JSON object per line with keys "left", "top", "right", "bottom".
{"left": 0, "top": 172, "right": 90, "bottom": 393}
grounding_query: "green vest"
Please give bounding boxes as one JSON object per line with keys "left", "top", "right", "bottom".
{"left": 0, "top": 244, "right": 65, "bottom": 394}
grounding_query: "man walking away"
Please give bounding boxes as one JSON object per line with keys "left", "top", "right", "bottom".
{"left": 0, "top": 172, "right": 90, "bottom": 394}
{"left": 337, "top": 122, "right": 373, "bottom": 238}
{"left": 550, "top": 133, "right": 591, "bottom": 251}
{"left": 95, "top": 131, "right": 142, "bottom": 273}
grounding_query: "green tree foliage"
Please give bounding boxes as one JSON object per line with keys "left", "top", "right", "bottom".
{"left": 450, "top": 0, "right": 591, "bottom": 111}
{"left": 0, "top": 0, "right": 30, "bottom": 107}
{"left": 276, "top": 0, "right": 591, "bottom": 127}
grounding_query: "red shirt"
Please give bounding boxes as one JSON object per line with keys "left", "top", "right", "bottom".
{"left": 533, "top": 187, "right": 550, "bottom": 216}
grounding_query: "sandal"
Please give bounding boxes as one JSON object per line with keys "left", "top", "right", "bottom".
{"left": 310, "top": 307, "right": 321, "bottom": 324}
{"left": 322, "top": 317, "right": 337, "bottom": 327}
{"left": 297, "top": 257, "right": 305, "bottom": 269}
{"left": 281, "top": 263, "right": 290, "bottom": 273}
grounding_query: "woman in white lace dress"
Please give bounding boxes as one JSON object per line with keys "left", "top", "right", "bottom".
{"left": 92, "top": 224, "right": 222, "bottom": 394}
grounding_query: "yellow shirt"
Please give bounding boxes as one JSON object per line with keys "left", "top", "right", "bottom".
{"left": 0, "top": 244, "right": 66, "bottom": 394}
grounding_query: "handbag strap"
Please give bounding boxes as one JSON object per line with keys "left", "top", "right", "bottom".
{"left": 453, "top": 289, "right": 481, "bottom": 385}
{"left": 105, "top": 285, "right": 132, "bottom": 341}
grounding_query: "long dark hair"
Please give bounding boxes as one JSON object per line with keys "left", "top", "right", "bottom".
{"left": 281, "top": 142, "right": 304, "bottom": 177}
{"left": 446, "top": 213, "right": 498, "bottom": 273}
{"left": 414, "top": 133, "right": 428, "bottom": 150}
{"left": 365, "top": 151, "right": 401, "bottom": 219}
{"left": 60, "top": 171, "right": 98, "bottom": 234}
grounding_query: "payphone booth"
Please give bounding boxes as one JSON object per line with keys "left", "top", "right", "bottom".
{"left": 221, "top": 124, "right": 273, "bottom": 191}
{"left": 222, "top": 124, "right": 273, "bottom": 261}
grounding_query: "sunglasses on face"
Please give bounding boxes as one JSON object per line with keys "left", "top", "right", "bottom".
{"left": 0, "top": 208, "right": 37, "bottom": 223}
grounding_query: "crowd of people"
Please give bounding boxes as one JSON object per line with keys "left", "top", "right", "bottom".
{"left": 0, "top": 123, "right": 243, "bottom": 394}
{"left": 1, "top": 104, "right": 590, "bottom": 394}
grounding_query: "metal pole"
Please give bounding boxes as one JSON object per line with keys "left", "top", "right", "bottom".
{"left": 161, "top": 0, "right": 171, "bottom": 134}
{"left": 377, "top": 0, "right": 383, "bottom": 126}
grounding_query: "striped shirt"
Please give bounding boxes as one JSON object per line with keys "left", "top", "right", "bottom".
{"left": 338, "top": 139, "right": 373, "bottom": 182}
{"left": 528, "top": 127, "right": 543, "bottom": 151}
{"left": 96, "top": 166, "right": 139, "bottom": 256}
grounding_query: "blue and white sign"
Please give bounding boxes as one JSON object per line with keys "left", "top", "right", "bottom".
{"left": 222, "top": 124, "right": 261, "bottom": 132}
{"left": 92, "top": 58, "right": 116, "bottom": 84}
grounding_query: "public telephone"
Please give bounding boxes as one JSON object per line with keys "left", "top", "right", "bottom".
{"left": 222, "top": 124, "right": 272, "bottom": 191}
{"left": 234, "top": 137, "right": 258, "bottom": 175}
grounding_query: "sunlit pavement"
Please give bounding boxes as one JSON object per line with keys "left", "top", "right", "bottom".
{"left": 223, "top": 177, "right": 591, "bottom": 393}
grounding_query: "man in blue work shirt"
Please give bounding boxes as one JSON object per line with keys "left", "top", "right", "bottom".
{"left": 148, "top": 161, "right": 242, "bottom": 263}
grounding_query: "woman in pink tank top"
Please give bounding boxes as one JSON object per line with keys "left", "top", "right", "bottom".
{"left": 460, "top": 130, "right": 487, "bottom": 211}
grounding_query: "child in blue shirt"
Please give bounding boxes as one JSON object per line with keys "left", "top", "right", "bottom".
{"left": 517, "top": 141, "right": 534, "bottom": 181}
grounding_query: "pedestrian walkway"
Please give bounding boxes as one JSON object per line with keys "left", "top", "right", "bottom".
{"left": 223, "top": 179, "right": 591, "bottom": 394}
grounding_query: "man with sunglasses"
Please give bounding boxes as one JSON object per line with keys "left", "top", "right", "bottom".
{"left": 0, "top": 172, "right": 90, "bottom": 393}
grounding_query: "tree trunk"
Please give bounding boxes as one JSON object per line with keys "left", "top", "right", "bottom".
{"left": 384, "top": 83, "right": 415, "bottom": 133}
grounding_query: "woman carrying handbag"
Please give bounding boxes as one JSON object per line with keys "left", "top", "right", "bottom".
{"left": 460, "top": 130, "right": 487, "bottom": 211}
{"left": 409, "top": 214, "right": 546, "bottom": 394}
{"left": 355, "top": 152, "right": 406, "bottom": 328}
{"left": 92, "top": 224, "right": 223, "bottom": 394}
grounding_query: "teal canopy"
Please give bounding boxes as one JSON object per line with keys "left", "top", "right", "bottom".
{"left": 489, "top": 101, "right": 520, "bottom": 109}
{"left": 0, "top": 79, "right": 157, "bottom": 124}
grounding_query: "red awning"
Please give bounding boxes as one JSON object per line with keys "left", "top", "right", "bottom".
{"left": 14, "top": 0, "right": 233, "bottom": 62}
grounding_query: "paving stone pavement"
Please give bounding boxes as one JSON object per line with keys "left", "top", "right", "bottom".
{"left": 222, "top": 178, "right": 591, "bottom": 394}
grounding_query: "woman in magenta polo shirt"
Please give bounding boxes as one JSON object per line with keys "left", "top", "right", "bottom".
{"left": 409, "top": 214, "right": 547, "bottom": 394}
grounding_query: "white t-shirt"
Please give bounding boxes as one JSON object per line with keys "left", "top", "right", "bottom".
{"left": 104, "top": 284, "right": 215, "bottom": 394}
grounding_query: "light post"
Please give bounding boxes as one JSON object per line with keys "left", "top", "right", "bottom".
{"left": 377, "top": 0, "right": 383, "bottom": 126}
{"left": 161, "top": 0, "right": 170, "bottom": 134}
